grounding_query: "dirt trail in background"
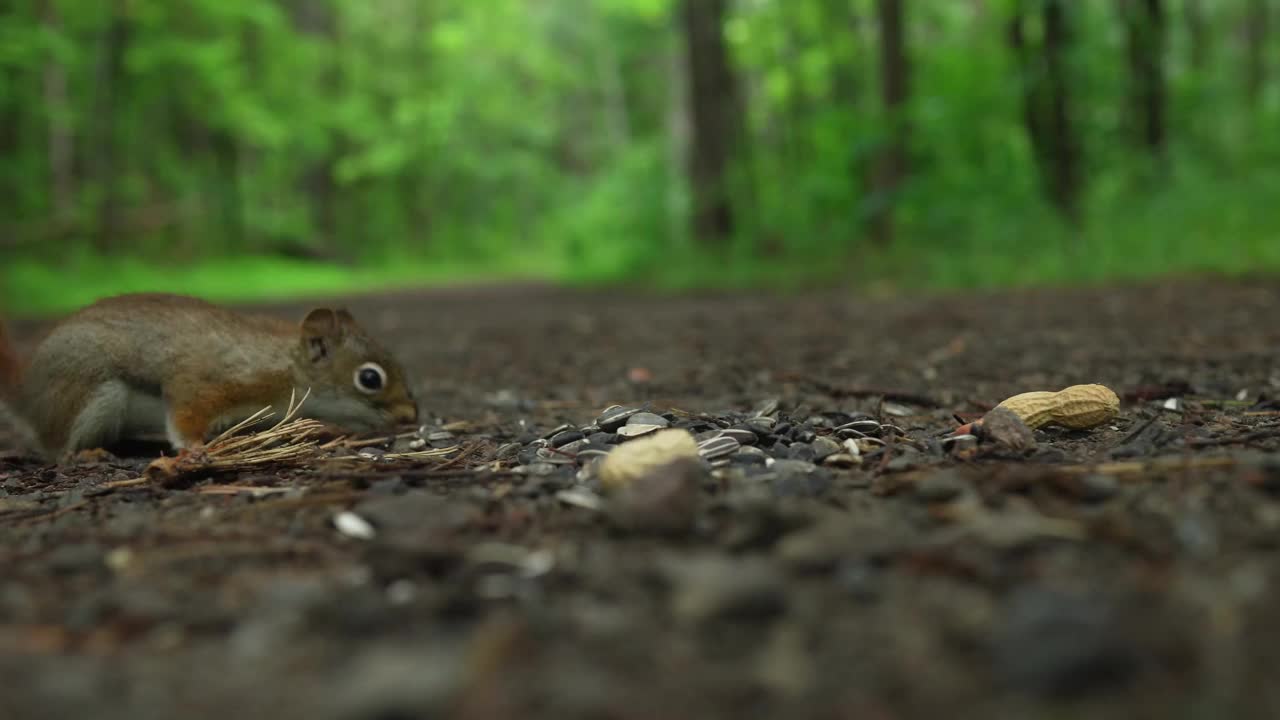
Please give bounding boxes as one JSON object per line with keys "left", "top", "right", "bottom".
{"left": 3, "top": 280, "right": 1280, "bottom": 720}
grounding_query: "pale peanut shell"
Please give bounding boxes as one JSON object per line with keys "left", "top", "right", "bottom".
{"left": 598, "top": 428, "right": 700, "bottom": 491}
{"left": 994, "top": 384, "right": 1119, "bottom": 430}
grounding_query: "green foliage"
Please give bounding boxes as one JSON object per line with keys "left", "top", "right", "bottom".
{"left": 1, "top": 0, "right": 1278, "bottom": 316}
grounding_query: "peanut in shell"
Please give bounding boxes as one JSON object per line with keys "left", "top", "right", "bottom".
{"left": 992, "top": 384, "right": 1119, "bottom": 430}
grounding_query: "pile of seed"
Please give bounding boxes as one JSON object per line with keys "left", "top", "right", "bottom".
{"left": 467, "top": 400, "right": 955, "bottom": 500}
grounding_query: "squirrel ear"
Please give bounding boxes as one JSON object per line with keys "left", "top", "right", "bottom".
{"left": 300, "top": 309, "right": 343, "bottom": 363}
{"left": 334, "top": 309, "right": 358, "bottom": 329}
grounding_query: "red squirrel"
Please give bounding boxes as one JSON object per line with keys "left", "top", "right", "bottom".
{"left": 0, "top": 293, "right": 419, "bottom": 461}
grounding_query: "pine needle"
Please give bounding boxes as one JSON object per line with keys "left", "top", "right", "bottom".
{"left": 144, "top": 388, "right": 462, "bottom": 483}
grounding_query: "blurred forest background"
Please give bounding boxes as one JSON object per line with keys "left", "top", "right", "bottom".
{"left": 2, "top": 0, "right": 1279, "bottom": 314}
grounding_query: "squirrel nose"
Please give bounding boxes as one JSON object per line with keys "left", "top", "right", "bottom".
{"left": 392, "top": 401, "right": 418, "bottom": 426}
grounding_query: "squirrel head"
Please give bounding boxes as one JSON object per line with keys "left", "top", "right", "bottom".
{"left": 293, "top": 307, "right": 419, "bottom": 432}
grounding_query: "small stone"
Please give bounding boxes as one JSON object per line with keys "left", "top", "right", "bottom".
{"left": 549, "top": 430, "right": 585, "bottom": 448}
{"left": 769, "top": 460, "right": 829, "bottom": 497}
{"left": 788, "top": 443, "right": 817, "bottom": 462}
{"left": 731, "top": 449, "right": 769, "bottom": 466}
{"left": 980, "top": 406, "right": 1037, "bottom": 452}
{"left": 885, "top": 454, "right": 920, "bottom": 472}
{"left": 994, "top": 588, "right": 1139, "bottom": 697}
{"left": 666, "top": 555, "right": 786, "bottom": 624}
{"left": 822, "top": 453, "right": 860, "bottom": 468}
{"left": 915, "top": 472, "right": 966, "bottom": 503}
{"left": 1078, "top": 474, "right": 1119, "bottom": 502}
{"left": 627, "top": 412, "right": 670, "bottom": 428}
{"left": 333, "top": 512, "right": 376, "bottom": 540}
{"left": 426, "top": 431, "right": 455, "bottom": 442}
{"left": 608, "top": 457, "right": 705, "bottom": 535}
{"left": 811, "top": 437, "right": 841, "bottom": 460}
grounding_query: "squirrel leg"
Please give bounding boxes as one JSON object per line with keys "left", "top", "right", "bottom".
{"left": 164, "top": 406, "right": 211, "bottom": 451}
{"left": 59, "top": 380, "right": 131, "bottom": 460}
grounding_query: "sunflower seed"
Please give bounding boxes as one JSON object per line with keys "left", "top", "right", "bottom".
{"left": 719, "top": 428, "right": 758, "bottom": 445}
{"left": 556, "top": 487, "right": 604, "bottom": 511}
{"left": 698, "top": 435, "right": 740, "bottom": 460}
{"left": 627, "top": 412, "right": 670, "bottom": 428}
{"left": 617, "top": 424, "right": 664, "bottom": 438}
{"left": 597, "top": 406, "right": 642, "bottom": 431}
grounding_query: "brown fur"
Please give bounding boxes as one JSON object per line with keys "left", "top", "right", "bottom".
{"left": 8, "top": 293, "right": 418, "bottom": 461}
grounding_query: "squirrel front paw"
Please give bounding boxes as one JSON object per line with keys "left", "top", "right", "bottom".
{"left": 64, "top": 448, "right": 120, "bottom": 465}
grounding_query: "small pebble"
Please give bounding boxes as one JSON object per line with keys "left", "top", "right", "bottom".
{"left": 915, "top": 472, "right": 966, "bottom": 503}
{"left": 811, "top": 437, "right": 841, "bottom": 460}
{"left": 822, "top": 453, "right": 859, "bottom": 468}
{"left": 789, "top": 444, "right": 817, "bottom": 462}
{"left": 1078, "top": 474, "right": 1119, "bottom": 502}
{"left": 549, "top": 430, "right": 585, "bottom": 448}
{"left": 333, "top": 512, "right": 376, "bottom": 540}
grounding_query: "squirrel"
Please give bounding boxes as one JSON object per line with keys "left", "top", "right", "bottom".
{"left": 0, "top": 293, "right": 419, "bottom": 462}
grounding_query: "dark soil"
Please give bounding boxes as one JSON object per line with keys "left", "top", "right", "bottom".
{"left": 4, "top": 280, "right": 1280, "bottom": 720}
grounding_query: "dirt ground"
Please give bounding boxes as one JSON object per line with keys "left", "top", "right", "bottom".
{"left": 3, "top": 279, "right": 1280, "bottom": 720}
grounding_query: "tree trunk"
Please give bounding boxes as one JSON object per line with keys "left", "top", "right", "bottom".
{"left": 1123, "top": 0, "right": 1168, "bottom": 158}
{"left": 90, "top": 0, "right": 131, "bottom": 253}
{"left": 1245, "top": 0, "right": 1270, "bottom": 107}
{"left": 1183, "top": 0, "right": 1208, "bottom": 73}
{"left": 594, "top": 5, "right": 632, "bottom": 155}
{"left": 666, "top": 31, "right": 691, "bottom": 246}
{"left": 41, "top": 0, "right": 74, "bottom": 227}
{"left": 869, "top": 0, "right": 910, "bottom": 247}
{"left": 290, "top": 0, "right": 339, "bottom": 255}
{"left": 1009, "top": 0, "right": 1082, "bottom": 225}
{"left": 680, "top": 0, "right": 740, "bottom": 245}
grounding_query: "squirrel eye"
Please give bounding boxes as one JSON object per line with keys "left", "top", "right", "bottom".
{"left": 354, "top": 363, "right": 387, "bottom": 394}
